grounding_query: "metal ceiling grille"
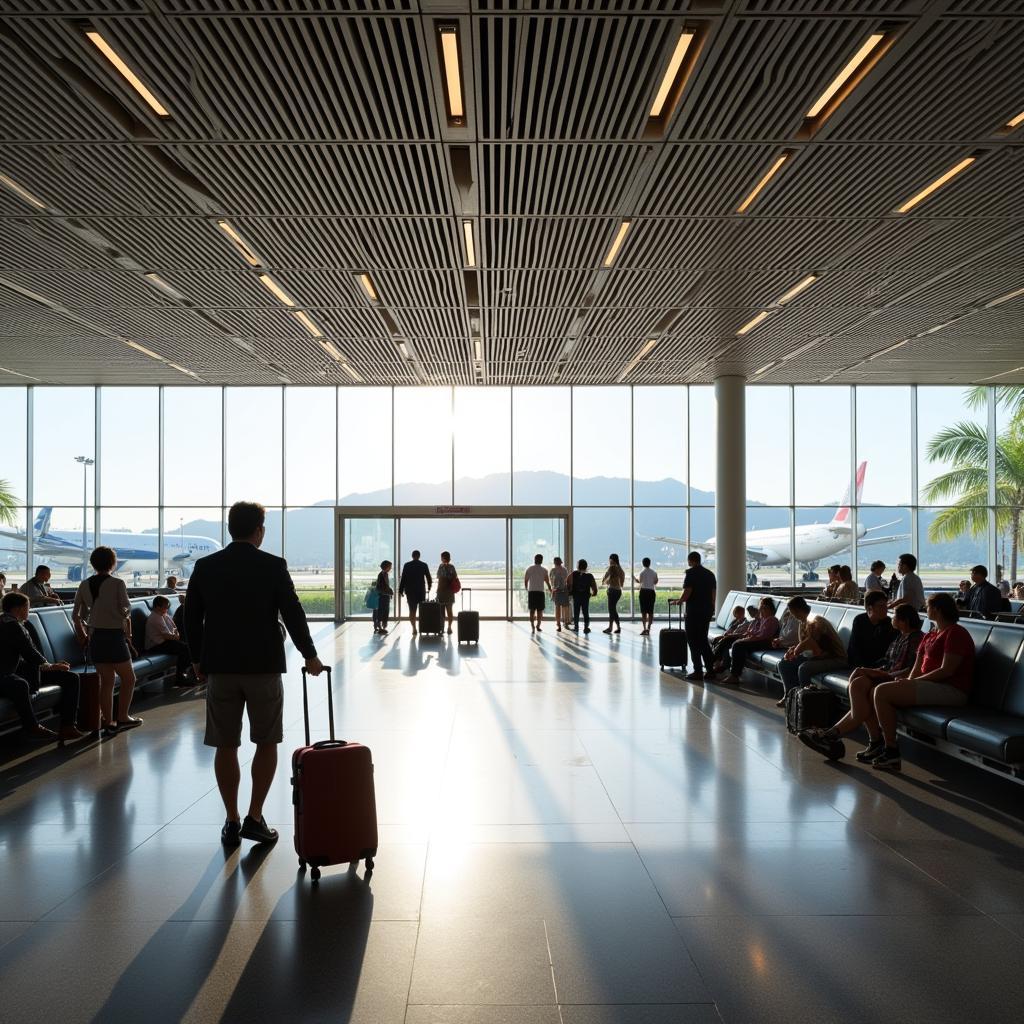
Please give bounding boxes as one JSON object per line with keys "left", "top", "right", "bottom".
{"left": 0, "top": 1, "right": 1021, "bottom": 388}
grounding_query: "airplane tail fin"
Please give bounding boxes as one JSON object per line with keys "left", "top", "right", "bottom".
{"left": 33, "top": 507, "right": 53, "bottom": 538}
{"left": 829, "top": 462, "right": 866, "bottom": 527}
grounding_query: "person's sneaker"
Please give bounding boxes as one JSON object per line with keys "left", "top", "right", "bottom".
{"left": 798, "top": 728, "right": 846, "bottom": 761}
{"left": 871, "top": 746, "right": 902, "bottom": 771}
{"left": 221, "top": 819, "right": 242, "bottom": 848}
{"left": 855, "top": 739, "right": 886, "bottom": 764}
{"left": 685, "top": 672, "right": 704, "bottom": 681}
{"left": 240, "top": 815, "right": 280, "bottom": 845}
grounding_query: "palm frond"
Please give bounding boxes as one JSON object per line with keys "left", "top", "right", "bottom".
{"left": 928, "top": 505, "right": 990, "bottom": 543}
{"left": 0, "top": 479, "right": 19, "bottom": 527}
{"left": 925, "top": 422, "right": 990, "bottom": 466}
{"left": 921, "top": 469, "right": 988, "bottom": 504}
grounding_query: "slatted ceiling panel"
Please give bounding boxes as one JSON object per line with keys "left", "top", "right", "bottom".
{"left": 481, "top": 269, "right": 594, "bottom": 307}
{"left": 475, "top": 1, "right": 688, "bottom": 11}
{"left": 480, "top": 144, "right": 646, "bottom": 215}
{"left": 157, "top": 2, "right": 416, "bottom": 11}
{"left": 676, "top": 17, "right": 873, "bottom": 142}
{"left": 482, "top": 217, "right": 613, "bottom": 270}
{"left": 55, "top": 216, "right": 232, "bottom": 270}
{"left": 738, "top": 1, "right": 917, "bottom": 11}
{"left": 486, "top": 307, "right": 579, "bottom": 338}
{"left": 391, "top": 306, "right": 469, "bottom": 338}
{"left": 0, "top": 219, "right": 117, "bottom": 271}
{"left": 0, "top": 269, "right": 157, "bottom": 309}
{"left": 911, "top": 149, "right": 1024, "bottom": 219}
{"left": 169, "top": 143, "right": 452, "bottom": 217}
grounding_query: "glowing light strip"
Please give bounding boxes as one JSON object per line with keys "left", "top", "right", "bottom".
{"left": 603, "top": 221, "right": 631, "bottom": 267}
{"left": 737, "top": 153, "right": 790, "bottom": 213}
{"left": 896, "top": 157, "right": 975, "bottom": 213}
{"left": 806, "top": 33, "right": 886, "bottom": 118}
{"left": 650, "top": 31, "right": 695, "bottom": 117}
{"left": 85, "top": 31, "right": 169, "bottom": 117}
{"left": 0, "top": 171, "right": 46, "bottom": 209}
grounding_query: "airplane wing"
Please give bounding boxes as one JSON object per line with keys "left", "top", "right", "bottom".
{"left": 649, "top": 535, "right": 770, "bottom": 563}
{"left": 856, "top": 534, "right": 910, "bottom": 548}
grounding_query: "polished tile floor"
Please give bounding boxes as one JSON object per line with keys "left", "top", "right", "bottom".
{"left": 2, "top": 622, "right": 1023, "bottom": 1023}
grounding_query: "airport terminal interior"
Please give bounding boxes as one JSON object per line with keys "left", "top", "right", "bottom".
{"left": 2, "top": 2, "right": 1024, "bottom": 1022}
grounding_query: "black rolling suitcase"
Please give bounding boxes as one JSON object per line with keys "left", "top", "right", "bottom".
{"left": 785, "top": 684, "right": 840, "bottom": 734}
{"left": 659, "top": 601, "right": 688, "bottom": 672}
{"left": 418, "top": 599, "right": 444, "bottom": 635}
{"left": 457, "top": 588, "right": 479, "bottom": 644}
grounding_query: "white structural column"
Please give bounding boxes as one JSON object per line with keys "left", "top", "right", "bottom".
{"left": 714, "top": 375, "right": 746, "bottom": 610}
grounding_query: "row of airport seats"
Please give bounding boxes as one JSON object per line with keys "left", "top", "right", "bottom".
{"left": 709, "top": 590, "right": 1024, "bottom": 783}
{"left": 0, "top": 597, "right": 178, "bottom": 735}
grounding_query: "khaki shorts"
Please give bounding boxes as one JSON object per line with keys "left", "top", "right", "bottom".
{"left": 204, "top": 673, "right": 284, "bottom": 747}
{"left": 914, "top": 680, "right": 969, "bottom": 706}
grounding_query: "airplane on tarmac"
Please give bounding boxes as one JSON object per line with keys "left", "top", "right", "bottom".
{"left": 0, "top": 507, "right": 221, "bottom": 580}
{"left": 651, "top": 461, "right": 908, "bottom": 583}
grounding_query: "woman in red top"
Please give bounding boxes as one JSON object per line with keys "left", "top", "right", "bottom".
{"left": 870, "top": 592, "right": 975, "bottom": 770}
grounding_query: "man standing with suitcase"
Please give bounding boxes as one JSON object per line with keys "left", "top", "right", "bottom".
{"left": 669, "top": 551, "right": 717, "bottom": 681}
{"left": 186, "top": 501, "right": 323, "bottom": 849}
{"left": 398, "top": 550, "right": 432, "bottom": 635}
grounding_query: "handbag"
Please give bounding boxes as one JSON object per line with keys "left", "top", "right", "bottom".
{"left": 451, "top": 577, "right": 462, "bottom": 594}
{"left": 364, "top": 586, "right": 380, "bottom": 610}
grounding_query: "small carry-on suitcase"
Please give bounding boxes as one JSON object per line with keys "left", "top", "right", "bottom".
{"left": 785, "top": 683, "right": 840, "bottom": 735}
{"left": 659, "top": 602, "right": 688, "bottom": 672}
{"left": 457, "top": 588, "right": 479, "bottom": 644}
{"left": 418, "top": 599, "right": 444, "bottom": 635}
{"left": 76, "top": 668, "right": 102, "bottom": 738}
{"left": 292, "top": 666, "right": 378, "bottom": 882}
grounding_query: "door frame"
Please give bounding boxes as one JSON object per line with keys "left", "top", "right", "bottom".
{"left": 334, "top": 506, "right": 572, "bottom": 622}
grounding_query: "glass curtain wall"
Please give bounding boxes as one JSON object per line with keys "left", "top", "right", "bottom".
{"left": 0, "top": 384, "right": 1020, "bottom": 615}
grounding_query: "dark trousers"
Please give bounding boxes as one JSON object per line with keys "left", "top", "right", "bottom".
{"left": 373, "top": 596, "right": 391, "bottom": 629}
{"left": 573, "top": 595, "right": 591, "bottom": 628}
{"left": 0, "top": 669, "right": 79, "bottom": 729}
{"left": 685, "top": 617, "right": 714, "bottom": 674}
{"left": 729, "top": 638, "right": 773, "bottom": 677}
{"left": 607, "top": 588, "right": 621, "bottom": 626}
{"left": 149, "top": 638, "right": 191, "bottom": 681}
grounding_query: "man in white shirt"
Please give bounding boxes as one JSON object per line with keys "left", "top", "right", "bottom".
{"left": 523, "top": 554, "right": 551, "bottom": 633}
{"left": 863, "top": 560, "right": 886, "bottom": 593}
{"left": 145, "top": 595, "right": 191, "bottom": 685}
{"left": 888, "top": 553, "right": 925, "bottom": 611}
{"left": 634, "top": 557, "right": 659, "bottom": 636}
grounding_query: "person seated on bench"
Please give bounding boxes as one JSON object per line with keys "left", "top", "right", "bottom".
{"left": 833, "top": 565, "right": 859, "bottom": 603}
{"left": 846, "top": 590, "right": 894, "bottom": 670}
{"left": 145, "top": 595, "right": 191, "bottom": 686}
{"left": 719, "top": 597, "right": 779, "bottom": 684}
{"left": 775, "top": 596, "right": 848, "bottom": 707}
{"left": 710, "top": 606, "right": 749, "bottom": 670}
{"left": 957, "top": 564, "right": 1002, "bottom": 618}
{"left": 0, "top": 592, "right": 84, "bottom": 743}
{"left": 159, "top": 575, "right": 178, "bottom": 595}
{"left": 21, "top": 565, "right": 62, "bottom": 607}
{"left": 798, "top": 603, "right": 923, "bottom": 762}
{"left": 0, "top": 572, "right": 6, "bottom": 597}
{"left": 772, "top": 606, "right": 800, "bottom": 650}
{"left": 820, "top": 565, "right": 842, "bottom": 600}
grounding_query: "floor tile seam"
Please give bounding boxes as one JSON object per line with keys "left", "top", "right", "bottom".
{"left": 669, "top": 911, "right": 991, "bottom": 920}
{"left": 541, "top": 918, "right": 566, "bottom": 1024}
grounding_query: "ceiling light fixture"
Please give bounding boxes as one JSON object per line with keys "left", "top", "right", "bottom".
{"left": 806, "top": 33, "right": 886, "bottom": 120}
{"left": 357, "top": 273, "right": 378, "bottom": 303}
{"left": 124, "top": 340, "right": 198, "bottom": 378}
{"left": 292, "top": 310, "right": 323, "bottom": 338}
{"left": 603, "top": 220, "right": 631, "bottom": 267}
{"left": 998, "top": 109, "right": 1024, "bottom": 135}
{"left": 462, "top": 220, "right": 476, "bottom": 268}
{"left": 341, "top": 362, "right": 363, "bottom": 383}
{"left": 438, "top": 24, "right": 465, "bottom": 124}
{"left": 0, "top": 171, "right": 47, "bottom": 210}
{"left": 985, "top": 286, "right": 1024, "bottom": 308}
{"left": 895, "top": 156, "right": 976, "bottom": 213}
{"left": 736, "top": 310, "right": 772, "bottom": 336}
{"left": 216, "top": 220, "right": 262, "bottom": 267}
{"left": 398, "top": 342, "right": 410, "bottom": 359}
{"left": 319, "top": 340, "right": 344, "bottom": 361}
{"left": 774, "top": 274, "right": 818, "bottom": 306}
{"left": 752, "top": 360, "right": 777, "bottom": 377}
{"left": 736, "top": 151, "right": 793, "bottom": 213}
{"left": 650, "top": 30, "right": 695, "bottom": 117}
{"left": 0, "top": 364, "right": 40, "bottom": 381}
{"left": 473, "top": 339, "right": 482, "bottom": 361}
{"left": 84, "top": 31, "right": 170, "bottom": 118}
{"left": 976, "top": 366, "right": 1024, "bottom": 383}
{"left": 257, "top": 273, "right": 296, "bottom": 307}
{"left": 143, "top": 272, "right": 186, "bottom": 301}
{"left": 867, "top": 340, "right": 909, "bottom": 360}
{"left": 616, "top": 339, "right": 658, "bottom": 383}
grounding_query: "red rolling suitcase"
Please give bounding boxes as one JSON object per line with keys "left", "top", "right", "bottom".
{"left": 291, "top": 666, "right": 378, "bottom": 882}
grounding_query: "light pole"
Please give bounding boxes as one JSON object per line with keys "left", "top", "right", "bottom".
{"left": 74, "top": 456, "right": 94, "bottom": 579}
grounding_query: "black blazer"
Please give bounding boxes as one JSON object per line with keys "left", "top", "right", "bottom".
{"left": 184, "top": 542, "right": 317, "bottom": 674}
{"left": 399, "top": 559, "right": 432, "bottom": 597}
{"left": 0, "top": 614, "right": 46, "bottom": 681}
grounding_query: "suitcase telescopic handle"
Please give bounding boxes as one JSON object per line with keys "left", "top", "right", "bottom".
{"left": 301, "top": 665, "right": 333, "bottom": 748}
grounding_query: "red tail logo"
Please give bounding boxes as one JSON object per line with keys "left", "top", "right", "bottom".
{"left": 830, "top": 462, "right": 866, "bottom": 526}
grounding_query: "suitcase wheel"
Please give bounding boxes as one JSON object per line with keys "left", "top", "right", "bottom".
{"left": 310, "top": 867, "right": 321, "bottom": 882}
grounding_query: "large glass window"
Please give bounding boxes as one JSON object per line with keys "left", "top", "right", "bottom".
{"left": 746, "top": 386, "right": 791, "bottom": 506}
{"left": 339, "top": 387, "right": 392, "bottom": 504}
{"left": 100, "top": 387, "right": 159, "bottom": 507}
{"left": 573, "top": 507, "right": 631, "bottom": 617}
{"left": 794, "top": 386, "right": 850, "bottom": 505}
{"left": 393, "top": 387, "right": 452, "bottom": 504}
{"left": 572, "top": 387, "right": 630, "bottom": 505}
{"left": 100, "top": 507, "right": 160, "bottom": 587}
{"left": 162, "top": 507, "right": 222, "bottom": 582}
{"left": 1, "top": 387, "right": 27, "bottom": 505}
{"left": 454, "top": 387, "right": 511, "bottom": 504}
{"left": 32, "top": 387, "right": 95, "bottom": 506}
{"left": 633, "top": 507, "right": 686, "bottom": 616}
{"left": 286, "top": 507, "right": 335, "bottom": 615}
{"left": 634, "top": 386, "right": 686, "bottom": 505}
{"left": 286, "top": 387, "right": 336, "bottom": 507}
{"left": 745, "top": 506, "right": 792, "bottom": 586}
{"left": 225, "top": 387, "right": 283, "bottom": 506}
{"left": 0, "top": 509, "right": 28, "bottom": 589}
{"left": 795, "top": 507, "right": 852, "bottom": 583}
{"left": 38, "top": 507, "right": 95, "bottom": 586}
{"left": 512, "top": 386, "right": 570, "bottom": 504}
{"left": 164, "top": 388, "right": 222, "bottom": 505}
{"left": 856, "top": 386, "right": 912, "bottom": 506}
{"left": 688, "top": 387, "right": 715, "bottom": 505}
{"left": 855, "top": 507, "right": 911, "bottom": 590}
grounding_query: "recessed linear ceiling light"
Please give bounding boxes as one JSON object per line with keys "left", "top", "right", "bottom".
{"left": 341, "top": 362, "right": 364, "bottom": 383}
{"left": 124, "top": 340, "right": 197, "bottom": 378}
{"left": 650, "top": 30, "right": 695, "bottom": 117}
{"left": 616, "top": 339, "right": 658, "bottom": 383}
{"left": 398, "top": 341, "right": 411, "bottom": 359}
{"left": 1001, "top": 110, "right": 1024, "bottom": 133}
{"left": 895, "top": 156, "right": 976, "bottom": 213}
{"left": 736, "top": 151, "right": 793, "bottom": 214}
{"left": 462, "top": 221, "right": 476, "bottom": 268}
{"left": 976, "top": 366, "right": 1024, "bottom": 383}
{"left": 0, "top": 364, "right": 41, "bottom": 381}
{"left": 292, "top": 310, "right": 323, "bottom": 338}
{"left": 473, "top": 340, "right": 483, "bottom": 362}
{"left": 985, "top": 286, "right": 1024, "bottom": 308}
{"left": 257, "top": 273, "right": 296, "bottom": 307}
{"left": 736, "top": 310, "right": 772, "bottom": 336}
{"left": 752, "top": 360, "right": 777, "bottom": 377}
{"left": 603, "top": 220, "right": 631, "bottom": 267}
{"left": 438, "top": 24, "right": 465, "bottom": 123}
{"left": 357, "top": 273, "right": 378, "bottom": 303}
{"left": 0, "top": 171, "right": 46, "bottom": 210}
{"left": 216, "top": 220, "right": 261, "bottom": 267}
{"left": 806, "top": 33, "right": 886, "bottom": 120}
{"left": 143, "top": 272, "right": 186, "bottom": 301}
{"left": 320, "top": 339, "right": 344, "bottom": 361}
{"left": 85, "top": 31, "right": 170, "bottom": 118}
{"left": 867, "top": 340, "right": 909, "bottom": 360}
{"left": 774, "top": 275, "right": 818, "bottom": 306}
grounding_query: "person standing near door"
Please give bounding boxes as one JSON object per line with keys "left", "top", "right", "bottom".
{"left": 669, "top": 551, "right": 717, "bottom": 681}
{"left": 373, "top": 560, "right": 394, "bottom": 635}
{"left": 568, "top": 559, "right": 598, "bottom": 634}
{"left": 601, "top": 554, "right": 624, "bottom": 635}
{"left": 524, "top": 554, "right": 551, "bottom": 633}
{"left": 399, "top": 550, "right": 432, "bottom": 636}
{"left": 634, "top": 557, "right": 658, "bottom": 636}
{"left": 435, "top": 551, "right": 459, "bottom": 635}
{"left": 550, "top": 557, "right": 570, "bottom": 633}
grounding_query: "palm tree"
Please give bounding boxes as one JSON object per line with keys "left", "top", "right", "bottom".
{"left": 923, "top": 418, "right": 1024, "bottom": 581}
{"left": 963, "top": 385, "right": 1024, "bottom": 421}
{"left": 0, "top": 478, "right": 17, "bottom": 527}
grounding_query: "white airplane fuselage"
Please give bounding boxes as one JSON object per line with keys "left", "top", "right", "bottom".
{"left": 704, "top": 522, "right": 865, "bottom": 567}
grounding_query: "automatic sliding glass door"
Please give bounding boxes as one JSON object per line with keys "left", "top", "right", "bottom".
{"left": 510, "top": 517, "right": 567, "bottom": 618}
{"left": 341, "top": 516, "right": 396, "bottom": 619}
